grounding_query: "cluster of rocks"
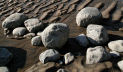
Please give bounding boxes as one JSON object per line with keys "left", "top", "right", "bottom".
{"left": 2, "top": 7, "right": 123, "bottom": 71}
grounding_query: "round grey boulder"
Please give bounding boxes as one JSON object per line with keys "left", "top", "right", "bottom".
{"left": 24, "top": 18, "right": 43, "bottom": 33}
{"left": 2, "top": 13, "right": 28, "bottom": 29}
{"left": 0, "top": 48, "right": 13, "bottom": 66}
{"left": 42, "top": 23, "right": 69, "bottom": 49}
{"left": 31, "top": 36, "right": 42, "bottom": 46}
{"left": 39, "top": 49, "right": 60, "bottom": 64}
{"left": 12, "top": 27, "right": 27, "bottom": 36}
{"left": 108, "top": 40, "right": 123, "bottom": 52}
{"left": 86, "top": 46, "right": 111, "bottom": 64}
{"left": 76, "top": 7, "right": 102, "bottom": 27}
{"left": 87, "top": 24, "right": 108, "bottom": 45}
{"left": 0, "top": 67, "right": 9, "bottom": 72}
{"left": 118, "top": 60, "right": 123, "bottom": 71}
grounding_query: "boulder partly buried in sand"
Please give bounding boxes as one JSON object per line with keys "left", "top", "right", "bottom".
{"left": 42, "top": 23, "right": 69, "bottom": 49}
{"left": 24, "top": 18, "right": 44, "bottom": 33}
{"left": 76, "top": 7, "right": 102, "bottom": 27}
{"left": 64, "top": 52, "right": 74, "bottom": 65}
{"left": 108, "top": 40, "right": 123, "bottom": 52}
{"left": 87, "top": 24, "right": 108, "bottom": 45}
{"left": 39, "top": 49, "right": 60, "bottom": 64}
{"left": 0, "top": 48, "right": 13, "bottom": 66}
{"left": 12, "top": 27, "right": 27, "bottom": 36}
{"left": 86, "top": 46, "right": 111, "bottom": 64}
{"left": 117, "top": 60, "right": 123, "bottom": 71}
{"left": 2, "top": 13, "right": 28, "bottom": 29}
{"left": 0, "top": 67, "right": 9, "bottom": 72}
{"left": 31, "top": 36, "right": 42, "bottom": 46}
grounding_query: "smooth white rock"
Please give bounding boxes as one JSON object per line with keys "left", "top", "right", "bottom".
{"left": 0, "top": 67, "right": 9, "bottom": 72}
{"left": 118, "top": 60, "right": 123, "bottom": 71}
{"left": 64, "top": 52, "right": 74, "bottom": 65}
{"left": 12, "top": 27, "right": 27, "bottom": 36}
{"left": 31, "top": 36, "right": 42, "bottom": 46}
{"left": 37, "top": 31, "right": 42, "bottom": 36}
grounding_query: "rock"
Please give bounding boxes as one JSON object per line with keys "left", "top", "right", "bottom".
{"left": 117, "top": 60, "right": 123, "bottom": 71}
{"left": 23, "top": 33, "right": 35, "bottom": 39}
{"left": 39, "top": 49, "right": 60, "bottom": 64}
{"left": 87, "top": 24, "right": 108, "bottom": 45}
{"left": 42, "top": 23, "right": 69, "bottom": 49}
{"left": 75, "top": 34, "right": 89, "bottom": 47}
{"left": 0, "top": 67, "right": 9, "bottom": 72}
{"left": 24, "top": 18, "right": 43, "bottom": 33}
{"left": 57, "top": 68, "right": 68, "bottom": 72}
{"left": 31, "top": 36, "right": 42, "bottom": 46}
{"left": 12, "top": 27, "right": 27, "bottom": 36}
{"left": 64, "top": 52, "right": 74, "bottom": 65}
{"left": 76, "top": 7, "right": 102, "bottom": 27}
{"left": 2, "top": 13, "right": 28, "bottom": 29}
{"left": 108, "top": 40, "right": 123, "bottom": 52}
{"left": 0, "top": 48, "right": 13, "bottom": 66}
{"left": 86, "top": 46, "right": 111, "bottom": 64}
{"left": 37, "top": 31, "right": 42, "bottom": 36}
{"left": 110, "top": 51, "right": 120, "bottom": 57}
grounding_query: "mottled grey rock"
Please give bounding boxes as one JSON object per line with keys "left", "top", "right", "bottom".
{"left": 110, "top": 51, "right": 120, "bottom": 57}
{"left": 0, "top": 67, "right": 9, "bottom": 72}
{"left": 118, "top": 60, "right": 123, "bottom": 71}
{"left": 75, "top": 34, "right": 89, "bottom": 47}
{"left": 39, "top": 49, "right": 60, "bottom": 64}
{"left": 2, "top": 13, "right": 28, "bottom": 29}
{"left": 0, "top": 48, "right": 13, "bottom": 66}
{"left": 42, "top": 23, "right": 69, "bottom": 49}
{"left": 57, "top": 68, "right": 68, "bottom": 72}
{"left": 12, "top": 27, "right": 27, "bottom": 36}
{"left": 86, "top": 46, "right": 111, "bottom": 64}
{"left": 23, "top": 33, "right": 35, "bottom": 39}
{"left": 108, "top": 40, "right": 123, "bottom": 52}
{"left": 31, "top": 36, "right": 42, "bottom": 46}
{"left": 87, "top": 24, "right": 108, "bottom": 45}
{"left": 64, "top": 52, "right": 74, "bottom": 65}
{"left": 24, "top": 18, "right": 43, "bottom": 33}
{"left": 76, "top": 7, "right": 102, "bottom": 27}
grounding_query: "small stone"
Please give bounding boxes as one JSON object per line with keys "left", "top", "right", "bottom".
{"left": 76, "top": 7, "right": 102, "bottom": 27}
{"left": 23, "top": 33, "right": 35, "bottom": 39}
{"left": 37, "top": 31, "right": 42, "bottom": 36}
{"left": 42, "top": 23, "right": 69, "bottom": 49}
{"left": 2, "top": 13, "right": 28, "bottom": 29}
{"left": 117, "top": 60, "right": 123, "bottom": 71}
{"left": 12, "top": 27, "right": 27, "bottom": 36}
{"left": 0, "top": 48, "right": 13, "bottom": 66}
{"left": 31, "top": 36, "right": 42, "bottom": 46}
{"left": 57, "top": 68, "right": 68, "bottom": 72}
{"left": 0, "top": 67, "right": 9, "bottom": 72}
{"left": 110, "top": 51, "right": 120, "bottom": 57}
{"left": 64, "top": 52, "right": 74, "bottom": 65}
{"left": 24, "top": 18, "right": 44, "bottom": 33}
{"left": 108, "top": 40, "right": 123, "bottom": 52}
{"left": 75, "top": 34, "right": 89, "bottom": 47}
{"left": 39, "top": 49, "right": 60, "bottom": 64}
{"left": 87, "top": 24, "right": 108, "bottom": 45}
{"left": 86, "top": 46, "right": 111, "bottom": 64}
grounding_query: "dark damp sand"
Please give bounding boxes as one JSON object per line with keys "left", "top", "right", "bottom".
{"left": 0, "top": 0, "right": 123, "bottom": 72}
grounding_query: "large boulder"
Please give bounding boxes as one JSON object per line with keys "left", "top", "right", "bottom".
{"left": 0, "top": 67, "right": 9, "bottom": 72}
{"left": 87, "top": 24, "right": 108, "bottom": 45}
{"left": 12, "top": 27, "right": 27, "bottom": 36}
{"left": 117, "top": 60, "right": 123, "bottom": 71}
{"left": 86, "top": 46, "right": 111, "bottom": 64}
{"left": 39, "top": 49, "right": 60, "bottom": 64}
{"left": 24, "top": 18, "right": 44, "bottom": 33}
{"left": 64, "top": 52, "right": 74, "bottom": 65}
{"left": 75, "top": 34, "right": 89, "bottom": 47}
{"left": 31, "top": 36, "right": 42, "bottom": 46}
{"left": 0, "top": 48, "right": 13, "bottom": 66}
{"left": 42, "top": 23, "right": 69, "bottom": 49}
{"left": 76, "top": 7, "right": 102, "bottom": 27}
{"left": 2, "top": 13, "right": 28, "bottom": 29}
{"left": 108, "top": 40, "right": 123, "bottom": 52}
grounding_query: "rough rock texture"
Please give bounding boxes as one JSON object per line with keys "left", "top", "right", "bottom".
{"left": 39, "top": 49, "right": 60, "bottom": 64}
{"left": 2, "top": 13, "right": 28, "bottom": 29}
{"left": 0, "top": 48, "right": 13, "bottom": 66}
{"left": 117, "top": 60, "right": 123, "bottom": 71}
{"left": 42, "top": 23, "right": 69, "bottom": 49}
{"left": 76, "top": 7, "right": 102, "bottom": 27}
{"left": 12, "top": 27, "right": 27, "bottom": 36}
{"left": 0, "top": 67, "right": 9, "bottom": 72}
{"left": 87, "top": 24, "right": 108, "bottom": 45}
{"left": 110, "top": 51, "right": 120, "bottom": 57}
{"left": 75, "top": 34, "right": 89, "bottom": 47}
{"left": 64, "top": 52, "right": 74, "bottom": 65}
{"left": 23, "top": 33, "right": 35, "bottom": 39}
{"left": 31, "top": 36, "right": 42, "bottom": 46}
{"left": 108, "top": 40, "right": 123, "bottom": 52}
{"left": 86, "top": 46, "right": 111, "bottom": 64}
{"left": 24, "top": 18, "right": 43, "bottom": 33}
{"left": 57, "top": 68, "right": 68, "bottom": 72}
